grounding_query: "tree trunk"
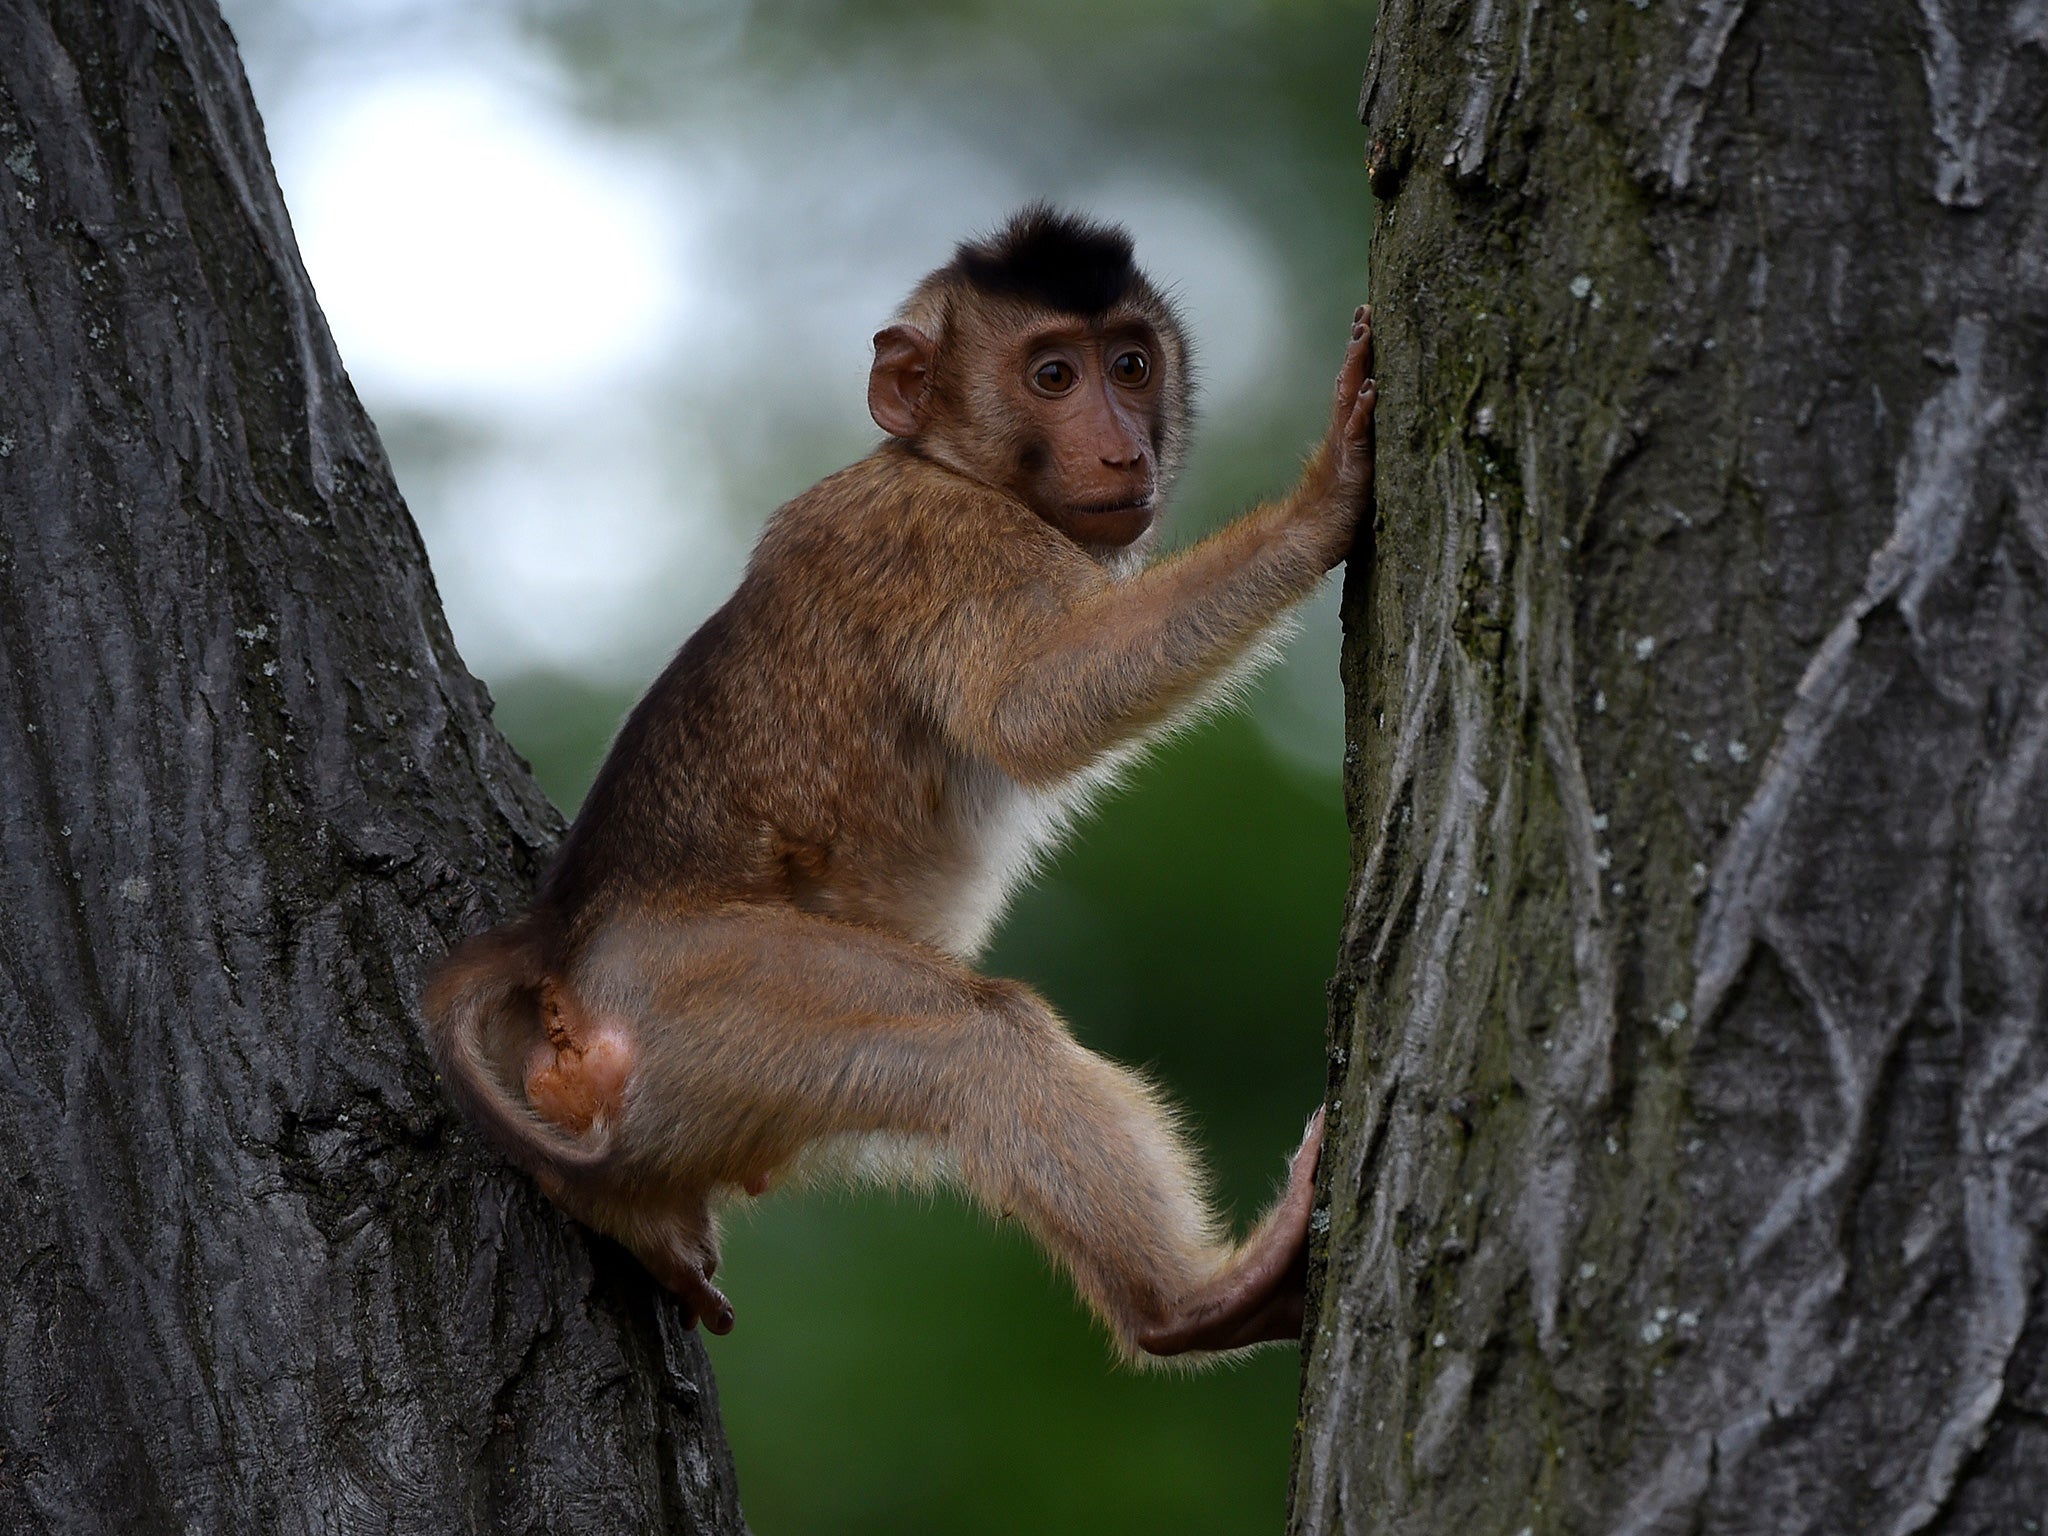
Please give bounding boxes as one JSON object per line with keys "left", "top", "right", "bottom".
{"left": 1296, "top": 3, "right": 2048, "bottom": 1532}
{"left": 0, "top": 3, "right": 745, "bottom": 1529}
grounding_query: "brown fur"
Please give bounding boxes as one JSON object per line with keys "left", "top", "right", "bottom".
{"left": 422, "top": 208, "right": 1376, "bottom": 1361}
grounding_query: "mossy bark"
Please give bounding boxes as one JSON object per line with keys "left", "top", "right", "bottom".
{"left": 0, "top": 2, "right": 745, "bottom": 1529}
{"left": 1297, "top": 3, "right": 2048, "bottom": 1531}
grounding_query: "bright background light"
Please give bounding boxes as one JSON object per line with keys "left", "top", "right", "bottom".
{"left": 286, "top": 63, "right": 692, "bottom": 411}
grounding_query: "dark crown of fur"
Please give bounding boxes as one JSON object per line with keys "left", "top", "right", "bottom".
{"left": 951, "top": 204, "right": 1141, "bottom": 316}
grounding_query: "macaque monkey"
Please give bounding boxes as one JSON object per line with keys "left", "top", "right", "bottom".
{"left": 424, "top": 205, "right": 1376, "bottom": 1361}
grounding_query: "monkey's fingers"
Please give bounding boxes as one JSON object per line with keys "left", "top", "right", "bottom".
{"left": 1137, "top": 1106, "right": 1326, "bottom": 1357}
{"left": 1345, "top": 380, "right": 1378, "bottom": 446}
{"left": 1332, "top": 306, "right": 1373, "bottom": 429}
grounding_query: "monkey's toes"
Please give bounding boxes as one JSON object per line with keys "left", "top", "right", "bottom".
{"left": 677, "top": 1283, "right": 736, "bottom": 1335}
{"left": 650, "top": 1250, "right": 736, "bottom": 1333}
{"left": 689, "top": 1270, "right": 736, "bottom": 1334}
{"left": 1296, "top": 1104, "right": 1327, "bottom": 1169}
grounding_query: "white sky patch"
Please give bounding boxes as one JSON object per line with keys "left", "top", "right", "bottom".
{"left": 424, "top": 411, "right": 742, "bottom": 676}
{"left": 638, "top": 102, "right": 1040, "bottom": 448}
{"left": 274, "top": 59, "right": 696, "bottom": 415}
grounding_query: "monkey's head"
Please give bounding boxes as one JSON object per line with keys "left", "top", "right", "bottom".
{"left": 868, "top": 205, "right": 1194, "bottom": 556}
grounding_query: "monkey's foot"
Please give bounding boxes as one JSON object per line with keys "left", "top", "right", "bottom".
{"left": 1137, "top": 1107, "right": 1325, "bottom": 1357}
{"left": 650, "top": 1247, "right": 737, "bottom": 1336}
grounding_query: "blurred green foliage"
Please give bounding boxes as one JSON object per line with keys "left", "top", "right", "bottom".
{"left": 496, "top": 683, "right": 1347, "bottom": 1535}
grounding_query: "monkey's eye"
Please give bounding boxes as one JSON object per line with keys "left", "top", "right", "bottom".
{"left": 1032, "top": 359, "right": 1078, "bottom": 395}
{"left": 1111, "top": 350, "right": 1151, "bottom": 386}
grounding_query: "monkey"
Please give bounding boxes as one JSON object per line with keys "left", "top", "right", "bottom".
{"left": 423, "top": 204, "right": 1376, "bottom": 1362}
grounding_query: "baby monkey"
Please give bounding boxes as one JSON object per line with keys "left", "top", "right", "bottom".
{"left": 425, "top": 205, "right": 1376, "bottom": 1361}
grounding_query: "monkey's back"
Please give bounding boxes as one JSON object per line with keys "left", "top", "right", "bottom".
{"left": 538, "top": 449, "right": 1091, "bottom": 960}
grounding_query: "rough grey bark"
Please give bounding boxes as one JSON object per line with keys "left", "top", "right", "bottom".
{"left": 1296, "top": 3, "right": 2048, "bottom": 1533}
{"left": 0, "top": 2, "right": 746, "bottom": 1530}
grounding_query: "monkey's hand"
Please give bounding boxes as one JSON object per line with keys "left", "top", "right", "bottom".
{"left": 1294, "top": 307, "right": 1376, "bottom": 572}
{"left": 1136, "top": 1108, "right": 1325, "bottom": 1358}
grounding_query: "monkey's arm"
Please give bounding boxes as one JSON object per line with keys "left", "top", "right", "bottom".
{"left": 941, "top": 311, "right": 1374, "bottom": 783}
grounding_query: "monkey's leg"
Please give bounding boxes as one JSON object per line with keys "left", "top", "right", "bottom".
{"left": 579, "top": 905, "right": 1322, "bottom": 1359}
{"left": 476, "top": 977, "right": 728, "bottom": 1328}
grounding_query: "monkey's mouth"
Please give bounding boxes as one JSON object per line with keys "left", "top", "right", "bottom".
{"left": 1056, "top": 496, "right": 1156, "bottom": 550}
{"left": 1070, "top": 494, "right": 1156, "bottom": 519}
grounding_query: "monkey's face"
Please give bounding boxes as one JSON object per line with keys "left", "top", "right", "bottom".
{"left": 869, "top": 290, "right": 1189, "bottom": 554}
{"left": 1002, "top": 324, "right": 1164, "bottom": 549}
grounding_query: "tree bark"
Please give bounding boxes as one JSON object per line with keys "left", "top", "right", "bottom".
{"left": 1297, "top": 3, "right": 2048, "bottom": 1532}
{"left": 0, "top": 2, "right": 746, "bottom": 1530}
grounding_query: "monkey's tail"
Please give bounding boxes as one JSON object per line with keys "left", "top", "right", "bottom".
{"left": 421, "top": 915, "right": 617, "bottom": 1183}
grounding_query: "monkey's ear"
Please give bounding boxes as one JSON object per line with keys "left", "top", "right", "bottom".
{"left": 869, "top": 325, "right": 936, "bottom": 438}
